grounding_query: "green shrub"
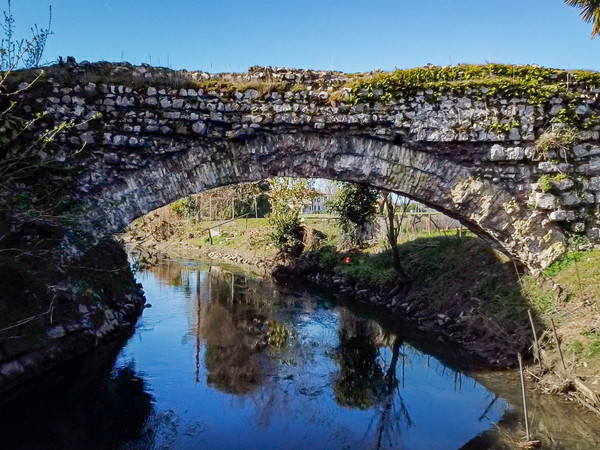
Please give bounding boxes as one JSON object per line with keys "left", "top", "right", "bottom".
{"left": 543, "top": 251, "right": 585, "bottom": 277}
{"left": 170, "top": 196, "right": 196, "bottom": 219}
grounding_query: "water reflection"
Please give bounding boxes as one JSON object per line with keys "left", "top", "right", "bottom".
{"left": 1, "top": 259, "right": 519, "bottom": 449}
{"left": 0, "top": 354, "right": 156, "bottom": 449}
{"left": 123, "top": 259, "right": 511, "bottom": 448}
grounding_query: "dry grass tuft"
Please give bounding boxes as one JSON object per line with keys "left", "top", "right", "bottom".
{"left": 535, "top": 126, "right": 578, "bottom": 160}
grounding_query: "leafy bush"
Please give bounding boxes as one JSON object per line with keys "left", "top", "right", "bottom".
{"left": 326, "top": 182, "right": 378, "bottom": 248}
{"left": 269, "top": 211, "right": 304, "bottom": 254}
{"left": 267, "top": 178, "right": 317, "bottom": 255}
{"left": 170, "top": 196, "right": 196, "bottom": 219}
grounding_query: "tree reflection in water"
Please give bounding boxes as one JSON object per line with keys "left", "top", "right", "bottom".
{"left": 333, "top": 310, "right": 413, "bottom": 449}
{"left": 192, "top": 265, "right": 293, "bottom": 395}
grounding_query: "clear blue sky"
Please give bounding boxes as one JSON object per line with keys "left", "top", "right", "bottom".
{"left": 12, "top": 1, "right": 600, "bottom": 73}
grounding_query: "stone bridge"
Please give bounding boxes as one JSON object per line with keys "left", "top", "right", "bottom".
{"left": 12, "top": 61, "right": 600, "bottom": 271}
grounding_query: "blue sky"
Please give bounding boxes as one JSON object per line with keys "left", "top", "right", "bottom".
{"left": 12, "top": 1, "right": 600, "bottom": 73}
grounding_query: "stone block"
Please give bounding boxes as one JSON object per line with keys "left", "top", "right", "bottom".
{"left": 573, "top": 144, "right": 589, "bottom": 158}
{"left": 0, "top": 361, "right": 24, "bottom": 379}
{"left": 538, "top": 161, "right": 560, "bottom": 173}
{"left": 535, "top": 193, "right": 557, "bottom": 209}
{"left": 548, "top": 210, "right": 567, "bottom": 221}
{"left": 554, "top": 178, "right": 574, "bottom": 191}
{"left": 590, "top": 177, "right": 600, "bottom": 191}
{"left": 244, "top": 89, "right": 259, "bottom": 100}
{"left": 192, "top": 122, "right": 207, "bottom": 135}
{"left": 47, "top": 325, "right": 66, "bottom": 339}
{"left": 489, "top": 144, "right": 505, "bottom": 161}
{"left": 587, "top": 228, "right": 600, "bottom": 241}
{"left": 508, "top": 128, "right": 521, "bottom": 140}
{"left": 561, "top": 193, "right": 581, "bottom": 206}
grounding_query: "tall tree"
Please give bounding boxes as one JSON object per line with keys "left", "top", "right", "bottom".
{"left": 565, "top": 0, "right": 600, "bottom": 37}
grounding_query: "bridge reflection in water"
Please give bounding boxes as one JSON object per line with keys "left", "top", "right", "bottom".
{"left": 1, "top": 258, "right": 518, "bottom": 449}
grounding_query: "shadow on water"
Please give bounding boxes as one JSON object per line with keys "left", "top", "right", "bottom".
{"left": 0, "top": 340, "right": 158, "bottom": 450}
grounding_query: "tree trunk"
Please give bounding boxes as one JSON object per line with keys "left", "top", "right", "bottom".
{"left": 384, "top": 194, "right": 410, "bottom": 291}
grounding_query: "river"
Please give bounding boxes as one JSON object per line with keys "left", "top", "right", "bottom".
{"left": 1, "top": 258, "right": 599, "bottom": 449}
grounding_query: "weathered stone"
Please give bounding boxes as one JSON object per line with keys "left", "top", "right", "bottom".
{"left": 561, "top": 193, "right": 581, "bottom": 206}
{"left": 588, "top": 228, "right": 600, "bottom": 240}
{"left": 590, "top": 177, "right": 600, "bottom": 191}
{"left": 0, "top": 361, "right": 24, "bottom": 379}
{"left": 590, "top": 157, "right": 600, "bottom": 172}
{"left": 80, "top": 132, "right": 95, "bottom": 144}
{"left": 506, "top": 146, "right": 525, "bottom": 160}
{"left": 535, "top": 193, "right": 557, "bottom": 210}
{"left": 47, "top": 326, "right": 66, "bottom": 339}
{"left": 489, "top": 144, "right": 505, "bottom": 161}
{"left": 538, "top": 161, "right": 560, "bottom": 173}
{"left": 573, "top": 144, "right": 589, "bottom": 157}
{"left": 14, "top": 61, "right": 600, "bottom": 272}
{"left": 244, "top": 89, "right": 259, "bottom": 100}
{"left": 192, "top": 121, "right": 207, "bottom": 134}
{"left": 508, "top": 128, "right": 521, "bottom": 141}
{"left": 549, "top": 211, "right": 567, "bottom": 221}
{"left": 554, "top": 178, "right": 575, "bottom": 191}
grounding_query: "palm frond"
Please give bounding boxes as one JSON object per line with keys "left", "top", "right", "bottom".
{"left": 565, "top": 0, "right": 600, "bottom": 37}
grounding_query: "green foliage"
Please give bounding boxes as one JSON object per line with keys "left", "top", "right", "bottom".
{"left": 520, "top": 276, "right": 556, "bottom": 315}
{"left": 543, "top": 251, "right": 586, "bottom": 277}
{"left": 582, "top": 113, "right": 600, "bottom": 130}
{"left": 565, "top": 0, "right": 600, "bottom": 38}
{"left": 555, "top": 105, "right": 580, "bottom": 127}
{"left": 487, "top": 119, "right": 520, "bottom": 134}
{"left": 538, "top": 175, "right": 554, "bottom": 193}
{"left": 170, "top": 196, "right": 196, "bottom": 219}
{"left": 346, "top": 64, "right": 596, "bottom": 106}
{"left": 267, "top": 178, "right": 317, "bottom": 254}
{"left": 587, "top": 339, "right": 600, "bottom": 358}
{"left": 567, "top": 233, "right": 590, "bottom": 248}
{"left": 317, "top": 246, "right": 340, "bottom": 270}
{"left": 537, "top": 173, "right": 568, "bottom": 193}
{"left": 344, "top": 64, "right": 600, "bottom": 117}
{"left": 269, "top": 212, "right": 303, "bottom": 254}
{"left": 571, "top": 340, "right": 584, "bottom": 355}
{"left": 326, "top": 182, "right": 378, "bottom": 248}
{"left": 341, "top": 253, "right": 396, "bottom": 287}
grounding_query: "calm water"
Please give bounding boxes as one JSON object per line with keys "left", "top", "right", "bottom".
{"left": 1, "top": 259, "right": 515, "bottom": 449}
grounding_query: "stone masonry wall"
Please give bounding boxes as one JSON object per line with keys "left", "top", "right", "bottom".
{"left": 10, "top": 61, "right": 600, "bottom": 270}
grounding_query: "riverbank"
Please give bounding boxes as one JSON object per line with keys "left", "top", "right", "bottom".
{"left": 121, "top": 207, "right": 600, "bottom": 416}
{"left": 0, "top": 238, "right": 146, "bottom": 400}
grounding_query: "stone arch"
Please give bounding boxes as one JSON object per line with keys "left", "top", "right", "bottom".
{"left": 18, "top": 61, "right": 600, "bottom": 271}
{"left": 80, "top": 132, "right": 564, "bottom": 271}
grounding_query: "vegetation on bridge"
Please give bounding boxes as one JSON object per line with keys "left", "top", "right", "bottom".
{"left": 345, "top": 63, "right": 600, "bottom": 111}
